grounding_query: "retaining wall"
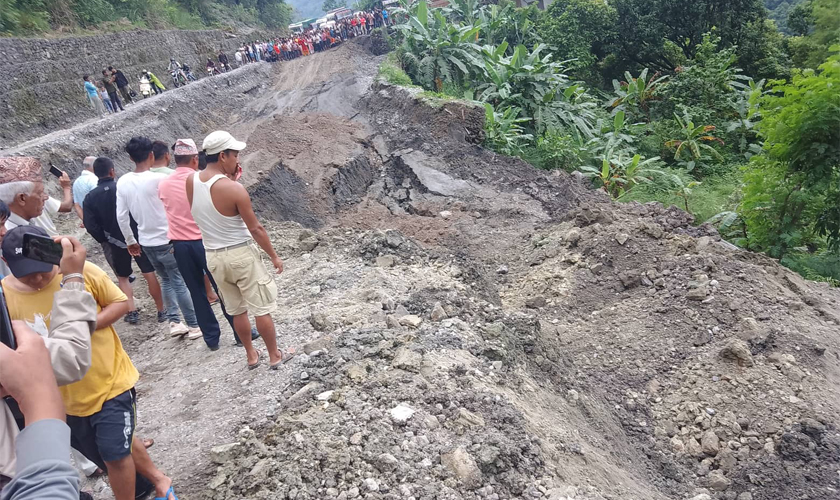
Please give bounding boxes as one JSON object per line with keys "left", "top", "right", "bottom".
{"left": 0, "top": 29, "right": 246, "bottom": 146}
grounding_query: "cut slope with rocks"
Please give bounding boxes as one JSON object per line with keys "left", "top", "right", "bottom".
{"left": 3, "top": 38, "right": 838, "bottom": 500}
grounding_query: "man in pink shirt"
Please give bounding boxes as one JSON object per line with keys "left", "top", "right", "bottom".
{"left": 158, "top": 139, "right": 253, "bottom": 350}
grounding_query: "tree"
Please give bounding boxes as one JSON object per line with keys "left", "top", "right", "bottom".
{"left": 536, "top": 0, "right": 617, "bottom": 84}
{"left": 740, "top": 52, "right": 840, "bottom": 256}
{"left": 610, "top": 0, "right": 769, "bottom": 72}
{"left": 322, "top": 0, "right": 346, "bottom": 11}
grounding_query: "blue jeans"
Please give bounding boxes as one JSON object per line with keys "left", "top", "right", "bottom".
{"left": 143, "top": 243, "right": 197, "bottom": 327}
{"left": 172, "top": 239, "right": 240, "bottom": 348}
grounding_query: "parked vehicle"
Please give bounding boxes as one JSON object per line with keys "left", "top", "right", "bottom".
{"left": 182, "top": 64, "right": 198, "bottom": 82}
{"left": 139, "top": 76, "right": 152, "bottom": 98}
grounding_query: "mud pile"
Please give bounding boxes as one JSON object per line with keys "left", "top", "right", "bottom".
{"left": 4, "top": 38, "right": 838, "bottom": 500}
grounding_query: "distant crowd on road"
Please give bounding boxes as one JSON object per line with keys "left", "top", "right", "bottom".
{"left": 81, "top": 8, "right": 393, "bottom": 117}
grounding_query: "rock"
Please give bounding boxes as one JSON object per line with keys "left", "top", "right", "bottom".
{"left": 800, "top": 418, "right": 826, "bottom": 439}
{"left": 687, "top": 285, "right": 708, "bottom": 301}
{"left": 299, "top": 371, "right": 309, "bottom": 381}
{"left": 525, "top": 296, "right": 547, "bottom": 309}
{"left": 399, "top": 315, "right": 423, "bottom": 328}
{"left": 390, "top": 403, "right": 415, "bottom": 423}
{"left": 720, "top": 339, "right": 754, "bottom": 367}
{"left": 364, "top": 478, "right": 379, "bottom": 492}
{"left": 431, "top": 302, "right": 447, "bottom": 321}
{"left": 375, "top": 255, "right": 397, "bottom": 268}
{"left": 349, "top": 432, "right": 363, "bottom": 445}
{"left": 670, "top": 436, "right": 685, "bottom": 453}
{"left": 440, "top": 447, "right": 482, "bottom": 489}
{"left": 376, "top": 453, "right": 399, "bottom": 472}
{"left": 309, "top": 312, "right": 333, "bottom": 332}
{"left": 717, "top": 449, "right": 737, "bottom": 472}
{"left": 316, "top": 390, "right": 334, "bottom": 401}
{"left": 701, "top": 430, "right": 721, "bottom": 456}
{"left": 565, "top": 228, "right": 581, "bottom": 246}
{"left": 737, "top": 418, "right": 750, "bottom": 430}
{"left": 693, "top": 329, "right": 712, "bottom": 346}
{"left": 423, "top": 414, "right": 440, "bottom": 429}
{"left": 346, "top": 363, "right": 366, "bottom": 382}
{"left": 686, "top": 437, "right": 703, "bottom": 457}
{"left": 346, "top": 487, "right": 360, "bottom": 498}
{"left": 689, "top": 495, "right": 712, "bottom": 500}
{"left": 304, "top": 336, "right": 332, "bottom": 354}
{"left": 298, "top": 229, "right": 315, "bottom": 241}
{"left": 385, "top": 315, "right": 400, "bottom": 329}
{"left": 439, "top": 210, "right": 452, "bottom": 219}
{"left": 707, "top": 471, "right": 731, "bottom": 491}
{"left": 737, "top": 494, "right": 753, "bottom": 500}
{"left": 455, "top": 408, "right": 485, "bottom": 428}
{"left": 210, "top": 442, "right": 240, "bottom": 464}
{"left": 615, "top": 233, "right": 629, "bottom": 245}
{"left": 382, "top": 297, "right": 396, "bottom": 311}
{"left": 618, "top": 272, "right": 641, "bottom": 289}
{"left": 496, "top": 265, "right": 509, "bottom": 275}
{"left": 299, "top": 237, "right": 320, "bottom": 252}
{"left": 392, "top": 347, "right": 423, "bottom": 371}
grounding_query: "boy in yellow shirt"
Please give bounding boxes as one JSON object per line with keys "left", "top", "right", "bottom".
{"left": 1, "top": 226, "right": 179, "bottom": 500}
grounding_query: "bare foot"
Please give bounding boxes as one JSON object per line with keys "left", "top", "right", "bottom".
{"left": 154, "top": 475, "right": 173, "bottom": 500}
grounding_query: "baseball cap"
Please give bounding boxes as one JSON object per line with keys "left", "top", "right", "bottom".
{"left": 173, "top": 139, "right": 199, "bottom": 155}
{"left": 203, "top": 131, "right": 246, "bottom": 155}
{"left": 1, "top": 226, "right": 57, "bottom": 278}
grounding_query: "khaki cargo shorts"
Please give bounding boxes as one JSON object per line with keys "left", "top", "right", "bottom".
{"left": 206, "top": 242, "right": 278, "bottom": 317}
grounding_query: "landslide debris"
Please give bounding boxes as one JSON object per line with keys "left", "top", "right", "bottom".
{"left": 5, "top": 39, "right": 837, "bottom": 500}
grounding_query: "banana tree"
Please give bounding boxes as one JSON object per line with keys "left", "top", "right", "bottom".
{"left": 397, "top": 1, "right": 482, "bottom": 91}
{"left": 579, "top": 148, "right": 664, "bottom": 199}
{"left": 665, "top": 113, "right": 724, "bottom": 173}
{"left": 483, "top": 103, "right": 533, "bottom": 155}
{"left": 610, "top": 68, "right": 669, "bottom": 122}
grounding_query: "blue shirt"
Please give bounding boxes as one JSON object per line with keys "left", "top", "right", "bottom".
{"left": 73, "top": 170, "right": 98, "bottom": 209}
{"left": 84, "top": 81, "right": 98, "bottom": 98}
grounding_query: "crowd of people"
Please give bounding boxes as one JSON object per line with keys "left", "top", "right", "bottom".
{"left": 0, "top": 131, "right": 294, "bottom": 499}
{"left": 82, "top": 7, "right": 393, "bottom": 116}
{"left": 235, "top": 8, "right": 392, "bottom": 64}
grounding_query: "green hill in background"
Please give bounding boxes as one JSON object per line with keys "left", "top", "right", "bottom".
{"left": 287, "top": 0, "right": 327, "bottom": 21}
{"left": 0, "top": 0, "right": 297, "bottom": 36}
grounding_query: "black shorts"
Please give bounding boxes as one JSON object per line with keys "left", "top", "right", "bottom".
{"left": 67, "top": 389, "right": 136, "bottom": 464}
{"left": 103, "top": 242, "right": 154, "bottom": 277}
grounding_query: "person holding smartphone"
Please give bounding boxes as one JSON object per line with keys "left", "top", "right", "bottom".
{"left": 0, "top": 157, "right": 73, "bottom": 238}
{"left": 0, "top": 226, "right": 178, "bottom": 500}
{"left": 0, "top": 233, "right": 96, "bottom": 497}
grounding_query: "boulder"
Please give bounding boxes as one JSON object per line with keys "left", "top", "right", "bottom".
{"left": 440, "top": 447, "right": 482, "bottom": 489}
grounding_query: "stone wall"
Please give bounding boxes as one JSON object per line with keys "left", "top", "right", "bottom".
{"left": 0, "top": 29, "right": 246, "bottom": 146}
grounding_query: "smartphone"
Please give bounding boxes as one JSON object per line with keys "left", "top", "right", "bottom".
{"left": 49, "top": 165, "right": 63, "bottom": 178}
{"left": 22, "top": 233, "right": 63, "bottom": 266}
{"left": 0, "top": 285, "right": 15, "bottom": 350}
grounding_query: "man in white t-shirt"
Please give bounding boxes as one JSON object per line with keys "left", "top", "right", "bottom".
{"left": 116, "top": 136, "right": 200, "bottom": 339}
{"left": 0, "top": 157, "right": 74, "bottom": 238}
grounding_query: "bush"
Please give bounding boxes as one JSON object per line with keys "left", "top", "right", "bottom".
{"left": 532, "top": 131, "right": 586, "bottom": 171}
{"left": 378, "top": 53, "right": 414, "bottom": 86}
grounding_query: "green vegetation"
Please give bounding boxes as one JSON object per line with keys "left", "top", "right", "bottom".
{"left": 0, "top": 0, "right": 293, "bottom": 35}
{"left": 387, "top": 0, "right": 839, "bottom": 283}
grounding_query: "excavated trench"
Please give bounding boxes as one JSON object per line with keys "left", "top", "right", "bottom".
{"left": 3, "top": 37, "right": 839, "bottom": 500}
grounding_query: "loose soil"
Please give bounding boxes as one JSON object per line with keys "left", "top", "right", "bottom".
{"left": 3, "top": 38, "right": 839, "bottom": 500}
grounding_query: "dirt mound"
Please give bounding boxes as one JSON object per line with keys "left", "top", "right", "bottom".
{"left": 5, "top": 38, "right": 837, "bottom": 500}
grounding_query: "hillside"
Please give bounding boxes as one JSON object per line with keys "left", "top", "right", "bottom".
{"left": 287, "top": 0, "right": 328, "bottom": 20}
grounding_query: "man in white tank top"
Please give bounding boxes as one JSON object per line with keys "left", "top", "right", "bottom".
{"left": 186, "top": 131, "right": 288, "bottom": 370}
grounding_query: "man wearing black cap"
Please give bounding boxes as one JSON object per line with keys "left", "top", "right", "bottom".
{"left": 1, "top": 226, "right": 179, "bottom": 500}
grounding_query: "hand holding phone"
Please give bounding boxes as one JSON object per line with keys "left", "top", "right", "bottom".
{"left": 49, "top": 165, "right": 63, "bottom": 178}
{"left": 22, "top": 233, "right": 63, "bottom": 266}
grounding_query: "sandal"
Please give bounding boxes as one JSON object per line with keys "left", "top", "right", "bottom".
{"left": 154, "top": 486, "right": 180, "bottom": 500}
{"left": 248, "top": 350, "right": 262, "bottom": 370}
{"left": 270, "top": 348, "right": 298, "bottom": 370}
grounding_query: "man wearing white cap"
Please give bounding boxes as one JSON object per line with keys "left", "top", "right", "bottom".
{"left": 187, "top": 131, "right": 289, "bottom": 369}
{"left": 158, "top": 138, "right": 258, "bottom": 350}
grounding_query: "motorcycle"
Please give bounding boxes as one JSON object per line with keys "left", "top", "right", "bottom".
{"left": 170, "top": 69, "right": 187, "bottom": 88}
{"left": 182, "top": 65, "right": 198, "bottom": 82}
{"left": 139, "top": 76, "right": 152, "bottom": 98}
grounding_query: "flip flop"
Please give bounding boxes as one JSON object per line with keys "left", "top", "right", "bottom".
{"left": 154, "top": 486, "right": 180, "bottom": 500}
{"left": 270, "top": 348, "right": 298, "bottom": 370}
{"left": 248, "top": 350, "right": 262, "bottom": 370}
